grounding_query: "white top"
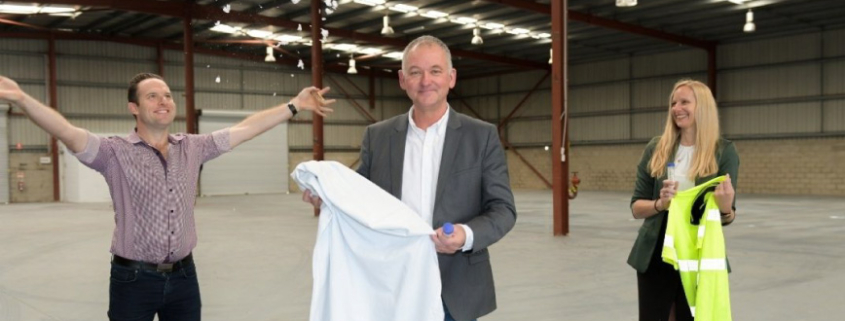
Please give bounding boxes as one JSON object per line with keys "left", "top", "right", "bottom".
{"left": 292, "top": 160, "right": 445, "bottom": 321}
{"left": 402, "top": 107, "right": 475, "bottom": 251}
{"left": 672, "top": 144, "right": 696, "bottom": 191}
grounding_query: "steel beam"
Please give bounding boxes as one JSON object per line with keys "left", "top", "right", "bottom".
{"left": 551, "top": 0, "right": 569, "bottom": 236}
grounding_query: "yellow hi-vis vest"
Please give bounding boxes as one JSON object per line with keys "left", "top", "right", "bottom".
{"left": 662, "top": 176, "right": 732, "bottom": 321}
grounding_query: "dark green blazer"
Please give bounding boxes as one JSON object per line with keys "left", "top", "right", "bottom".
{"left": 627, "top": 136, "right": 740, "bottom": 273}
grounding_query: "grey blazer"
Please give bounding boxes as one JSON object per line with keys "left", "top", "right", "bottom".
{"left": 357, "top": 108, "right": 517, "bottom": 321}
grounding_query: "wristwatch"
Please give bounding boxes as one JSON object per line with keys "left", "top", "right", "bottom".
{"left": 287, "top": 102, "right": 298, "bottom": 116}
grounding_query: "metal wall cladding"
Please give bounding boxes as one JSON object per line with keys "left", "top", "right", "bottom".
{"left": 570, "top": 82, "right": 629, "bottom": 113}
{"left": 824, "top": 28, "right": 845, "bottom": 57}
{"left": 57, "top": 86, "right": 126, "bottom": 115}
{"left": 718, "top": 63, "right": 821, "bottom": 101}
{"left": 0, "top": 39, "right": 46, "bottom": 52}
{"left": 823, "top": 100, "right": 845, "bottom": 132}
{"left": 721, "top": 102, "right": 822, "bottom": 136}
{"left": 501, "top": 91, "right": 550, "bottom": 118}
{"left": 194, "top": 68, "right": 242, "bottom": 91}
{"left": 57, "top": 40, "right": 155, "bottom": 60}
{"left": 57, "top": 58, "right": 156, "bottom": 84}
{"left": 9, "top": 117, "right": 50, "bottom": 146}
{"left": 631, "top": 112, "right": 668, "bottom": 140}
{"left": 506, "top": 119, "right": 551, "bottom": 145}
{"left": 18, "top": 84, "right": 47, "bottom": 107}
{"left": 381, "top": 78, "right": 405, "bottom": 96}
{"left": 506, "top": 70, "right": 551, "bottom": 91}
{"left": 0, "top": 54, "right": 45, "bottom": 79}
{"left": 462, "top": 95, "right": 501, "bottom": 123}
{"left": 243, "top": 69, "right": 302, "bottom": 93}
{"left": 570, "top": 57, "right": 630, "bottom": 85}
{"left": 243, "top": 94, "right": 287, "bottom": 111}
{"left": 633, "top": 49, "right": 706, "bottom": 78}
{"left": 719, "top": 33, "right": 822, "bottom": 68}
{"left": 823, "top": 60, "right": 845, "bottom": 95}
{"left": 459, "top": 76, "right": 498, "bottom": 96}
{"left": 65, "top": 117, "right": 136, "bottom": 136}
{"left": 382, "top": 100, "right": 410, "bottom": 119}
{"left": 196, "top": 92, "right": 243, "bottom": 110}
{"left": 570, "top": 115, "right": 629, "bottom": 142}
{"left": 288, "top": 123, "right": 313, "bottom": 147}
{"left": 632, "top": 74, "right": 707, "bottom": 109}
{"left": 324, "top": 125, "right": 367, "bottom": 148}
{"left": 170, "top": 91, "right": 187, "bottom": 116}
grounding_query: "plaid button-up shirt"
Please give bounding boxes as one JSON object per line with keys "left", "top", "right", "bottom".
{"left": 75, "top": 129, "right": 230, "bottom": 264}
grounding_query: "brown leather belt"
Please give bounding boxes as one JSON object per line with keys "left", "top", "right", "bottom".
{"left": 112, "top": 253, "right": 193, "bottom": 273}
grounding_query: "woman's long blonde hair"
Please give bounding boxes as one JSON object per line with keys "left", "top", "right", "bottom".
{"left": 649, "top": 79, "right": 720, "bottom": 179}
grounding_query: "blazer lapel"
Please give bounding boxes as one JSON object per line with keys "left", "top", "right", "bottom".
{"left": 434, "top": 109, "right": 463, "bottom": 211}
{"left": 389, "top": 114, "right": 408, "bottom": 199}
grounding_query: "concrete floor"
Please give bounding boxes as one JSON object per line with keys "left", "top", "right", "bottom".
{"left": 1, "top": 190, "right": 843, "bottom": 321}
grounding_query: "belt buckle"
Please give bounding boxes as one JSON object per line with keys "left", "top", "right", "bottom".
{"left": 156, "top": 263, "right": 174, "bottom": 272}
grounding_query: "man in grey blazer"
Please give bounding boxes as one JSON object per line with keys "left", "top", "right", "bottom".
{"left": 305, "top": 35, "right": 516, "bottom": 321}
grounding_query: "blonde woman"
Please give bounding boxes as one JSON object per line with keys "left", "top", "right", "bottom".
{"left": 628, "top": 79, "right": 739, "bottom": 321}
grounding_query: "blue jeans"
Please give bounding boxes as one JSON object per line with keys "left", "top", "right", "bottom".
{"left": 107, "top": 260, "right": 201, "bottom": 321}
{"left": 444, "top": 302, "right": 477, "bottom": 321}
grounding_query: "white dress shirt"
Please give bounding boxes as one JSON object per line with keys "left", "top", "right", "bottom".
{"left": 402, "top": 106, "right": 475, "bottom": 251}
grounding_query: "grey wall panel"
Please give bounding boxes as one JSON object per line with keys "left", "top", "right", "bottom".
{"left": 325, "top": 125, "right": 366, "bottom": 147}
{"left": 164, "top": 49, "right": 183, "bottom": 63}
{"left": 632, "top": 49, "right": 706, "bottom": 78}
{"left": 0, "top": 54, "right": 45, "bottom": 79}
{"left": 823, "top": 100, "right": 845, "bottom": 132}
{"left": 632, "top": 112, "right": 668, "bottom": 140}
{"left": 382, "top": 100, "right": 409, "bottom": 119}
{"left": 163, "top": 66, "right": 185, "bottom": 87}
{"left": 171, "top": 91, "right": 187, "bottom": 116}
{"left": 459, "top": 76, "right": 498, "bottom": 96}
{"left": 67, "top": 118, "right": 136, "bottom": 135}
{"left": 57, "top": 58, "right": 156, "bottom": 84}
{"left": 18, "top": 84, "right": 47, "bottom": 109}
{"left": 9, "top": 117, "right": 50, "bottom": 146}
{"left": 170, "top": 120, "right": 187, "bottom": 133}
{"left": 288, "top": 123, "right": 312, "bottom": 147}
{"left": 719, "top": 33, "right": 821, "bottom": 68}
{"left": 0, "top": 39, "right": 45, "bottom": 52}
{"left": 500, "top": 92, "right": 550, "bottom": 117}
{"left": 507, "top": 120, "right": 550, "bottom": 144}
{"left": 823, "top": 60, "right": 845, "bottom": 95}
{"left": 323, "top": 99, "right": 372, "bottom": 121}
{"left": 571, "top": 115, "right": 629, "bottom": 141}
{"left": 380, "top": 79, "right": 405, "bottom": 96}
{"left": 570, "top": 57, "right": 629, "bottom": 85}
{"left": 721, "top": 102, "right": 821, "bottom": 136}
{"left": 242, "top": 69, "right": 289, "bottom": 92}
{"left": 464, "top": 95, "right": 500, "bottom": 122}
{"left": 194, "top": 68, "right": 242, "bottom": 91}
{"left": 718, "top": 64, "right": 821, "bottom": 101}
{"left": 570, "top": 83, "right": 629, "bottom": 113}
{"left": 196, "top": 92, "right": 242, "bottom": 110}
{"left": 57, "top": 86, "right": 126, "bottom": 115}
{"left": 823, "top": 27, "right": 845, "bottom": 57}
{"left": 632, "top": 74, "right": 708, "bottom": 109}
{"left": 243, "top": 94, "right": 286, "bottom": 111}
{"left": 506, "top": 71, "right": 550, "bottom": 91}
{"left": 57, "top": 41, "right": 155, "bottom": 60}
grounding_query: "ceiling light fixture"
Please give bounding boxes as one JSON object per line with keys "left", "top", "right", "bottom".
{"left": 471, "top": 27, "right": 483, "bottom": 45}
{"left": 616, "top": 0, "right": 637, "bottom": 7}
{"left": 548, "top": 48, "right": 553, "bottom": 65}
{"left": 347, "top": 55, "right": 358, "bottom": 74}
{"left": 265, "top": 46, "right": 276, "bottom": 62}
{"left": 381, "top": 15, "right": 394, "bottom": 35}
{"left": 743, "top": 9, "right": 756, "bottom": 33}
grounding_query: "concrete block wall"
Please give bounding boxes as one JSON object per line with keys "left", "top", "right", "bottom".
{"left": 506, "top": 137, "right": 845, "bottom": 196}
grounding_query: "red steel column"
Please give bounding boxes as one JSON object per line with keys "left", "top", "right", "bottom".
{"left": 48, "top": 32, "right": 59, "bottom": 201}
{"left": 311, "top": 0, "right": 324, "bottom": 160}
{"left": 183, "top": 14, "right": 196, "bottom": 134}
{"left": 551, "top": 0, "right": 569, "bottom": 236}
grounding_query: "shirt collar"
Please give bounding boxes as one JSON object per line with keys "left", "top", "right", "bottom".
{"left": 127, "top": 128, "right": 185, "bottom": 145}
{"left": 407, "top": 105, "right": 450, "bottom": 136}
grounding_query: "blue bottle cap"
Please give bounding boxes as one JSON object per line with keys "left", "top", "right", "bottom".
{"left": 668, "top": 162, "right": 675, "bottom": 167}
{"left": 443, "top": 222, "right": 454, "bottom": 235}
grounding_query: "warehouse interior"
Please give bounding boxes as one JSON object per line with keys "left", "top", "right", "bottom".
{"left": 1, "top": 0, "right": 844, "bottom": 320}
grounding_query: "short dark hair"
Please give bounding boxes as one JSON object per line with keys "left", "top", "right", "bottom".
{"left": 128, "top": 73, "right": 164, "bottom": 104}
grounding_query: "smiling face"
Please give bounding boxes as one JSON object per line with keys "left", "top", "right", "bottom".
{"left": 671, "top": 85, "right": 697, "bottom": 132}
{"left": 398, "top": 43, "right": 456, "bottom": 113}
{"left": 129, "top": 78, "right": 176, "bottom": 130}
